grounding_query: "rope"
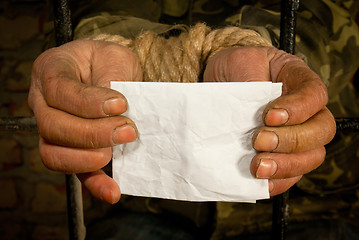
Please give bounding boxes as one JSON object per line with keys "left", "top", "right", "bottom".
{"left": 88, "top": 23, "right": 272, "bottom": 83}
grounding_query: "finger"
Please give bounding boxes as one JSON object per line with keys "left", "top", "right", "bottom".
{"left": 31, "top": 40, "right": 142, "bottom": 118}
{"left": 264, "top": 51, "right": 328, "bottom": 126}
{"left": 251, "top": 147, "right": 325, "bottom": 179}
{"left": 39, "top": 137, "right": 112, "bottom": 173}
{"left": 77, "top": 169, "right": 121, "bottom": 204}
{"left": 43, "top": 77, "right": 129, "bottom": 118}
{"left": 203, "top": 47, "right": 271, "bottom": 82}
{"left": 269, "top": 176, "right": 302, "bottom": 196}
{"left": 34, "top": 94, "right": 137, "bottom": 148}
{"left": 253, "top": 107, "right": 336, "bottom": 153}
{"left": 89, "top": 40, "right": 143, "bottom": 85}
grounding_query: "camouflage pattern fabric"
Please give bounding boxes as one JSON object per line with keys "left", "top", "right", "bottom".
{"left": 69, "top": 0, "right": 359, "bottom": 239}
{"left": 73, "top": 0, "right": 359, "bottom": 117}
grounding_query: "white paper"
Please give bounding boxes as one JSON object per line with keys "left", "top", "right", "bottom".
{"left": 111, "top": 82, "right": 282, "bottom": 202}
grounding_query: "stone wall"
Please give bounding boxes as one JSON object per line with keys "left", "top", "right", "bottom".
{"left": 0, "top": 1, "right": 111, "bottom": 239}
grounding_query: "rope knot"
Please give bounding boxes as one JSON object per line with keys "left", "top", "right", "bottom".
{"left": 89, "top": 23, "right": 272, "bottom": 82}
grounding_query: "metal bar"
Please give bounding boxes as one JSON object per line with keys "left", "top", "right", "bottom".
{"left": 336, "top": 118, "right": 359, "bottom": 131}
{"left": 0, "top": 116, "right": 37, "bottom": 133}
{"left": 53, "top": 1, "right": 86, "bottom": 239}
{"left": 279, "top": 0, "right": 300, "bottom": 55}
{"left": 66, "top": 174, "right": 86, "bottom": 240}
{"left": 272, "top": 191, "right": 290, "bottom": 240}
{"left": 272, "top": 1, "right": 300, "bottom": 240}
{"left": 2, "top": 116, "right": 357, "bottom": 133}
{"left": 53, "top": 0, "right": 73, "bottom": 46}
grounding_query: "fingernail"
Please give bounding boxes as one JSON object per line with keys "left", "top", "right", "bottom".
{"left": 103, "top": 98, "right": 126, "bottom": 116}
{"left": 265, "top": 108, "right": 289, "bottom": 126}
{"left": 112, "top": 124, "right": 137, "bottom": 144}
{"left": 99, "top": 186, "right": 106, "bottom": 201}
{"left": 253, "top": 131, "right": 279, "bottom": 151}
{"left": 100, "top": 187, "right": 120, "bottom": 204}
{"left": 107, "top": 189, "right": 118, "bottom": 205}
{"left": 268, "top": 181, "right": 274, "bottom": 193}
{"left": 256, "top": 158, "right": 277, "bottom": 178}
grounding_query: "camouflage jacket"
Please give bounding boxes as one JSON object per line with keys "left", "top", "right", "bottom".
{"left": 66, "top": 0, "right": 359, "bottom": 239}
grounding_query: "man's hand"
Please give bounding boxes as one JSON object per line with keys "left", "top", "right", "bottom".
{"left": 204, "top": 46, "right": 336, "bottom": 196}
{"left": 29, "top": 40, "right": 142, "bottom": 204}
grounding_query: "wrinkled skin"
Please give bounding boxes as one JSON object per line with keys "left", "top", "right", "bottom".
{"left": 29, "top": 40, "right": 336, "bottom": 203}
{"left": 204, "top": 46, "right": 336, "bottom": 196}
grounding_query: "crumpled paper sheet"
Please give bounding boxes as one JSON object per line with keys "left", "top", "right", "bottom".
{"left": 111, "top": 82, "right": 282, "bottom": 202}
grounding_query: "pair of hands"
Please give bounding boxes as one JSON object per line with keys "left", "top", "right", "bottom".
{"left": 28, "top": 40, "right": 336, "bottom": 204}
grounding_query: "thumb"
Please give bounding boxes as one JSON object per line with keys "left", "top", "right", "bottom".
{"left": 31, "top": 40, "right": 143, "bottom": 119}
{"left": 264, "top": 50, "right": 328, "bottom": 126}
{"left": 203, "top": 46, "right": 271, "bottom": 82}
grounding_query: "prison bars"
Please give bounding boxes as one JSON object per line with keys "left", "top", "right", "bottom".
{"left": 53, "top": 0, "right": 86, "bottom": 239}
{"left": 1, "top": 0, "right": 359, "bottom": 240}
{"left": 271, "top": 1, "right": 300, "bottom": 239}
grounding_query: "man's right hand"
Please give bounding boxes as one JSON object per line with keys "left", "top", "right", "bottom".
{"left": 28, "top": 40, "right": 143, "bottom": 204}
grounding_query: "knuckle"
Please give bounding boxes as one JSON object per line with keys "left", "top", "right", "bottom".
{"left": 276, "top": 127, "right": 299, "bottom": 153}
{"left": 42, "top": 75, "right": 59, "bottom": 103}
{"left": 325, "top": 110, "right": 337, "bottom": 141}
{"left": 92, "top": 149, "right": 111, "bottom": 169}
{"left": 39, "top": 143, "right": 57, "bottom": 171}
{"left": 80, "top": 119, "right": 114, "bottom": 148}
{"left": 312, "top": 147, "right": 326, "bottom": 170}
{"left": 292, "top": 129, "right": 302, "bottom": 152}
{"left": 318, "top": 146, "right": 327, "bottom": 161}
{"left": 32, "top": 50, "right": 50, "bottom": 75}
{"left": 36, "top": 112, "right": 53, "bottom": 141}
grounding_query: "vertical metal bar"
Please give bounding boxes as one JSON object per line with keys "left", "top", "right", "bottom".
{"left": 279, "top": 0, "right": 299, "bottom": 55}
{"left": 53, "top": 0, "right": 86, "bottom": 239}
{"left": 272, "top": 1, "right": 300, "bottom": 240}
{"left": 272, "top": 192, "right": 290, "bottom": 240}
{"left": 65, "top": 174, "right": 86, "bottom": 240}
{"left": 53, "top": 0, "right": 73, "bottom": 45}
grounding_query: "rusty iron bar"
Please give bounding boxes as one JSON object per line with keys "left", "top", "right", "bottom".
{"left": 1, "top": 116, "right": 357, "bottom": 135}
{"left": 279, "top": 0, "right": 299, "bottom": 55}
{"left": 65, "top": 174, "right": 86, "bottom": 240}
{"left": 53, "top": 0, "right": 86, "bottom": 240}
{"left": 53, "top": 0, "right": 73, "bottom": 46}
{"left": 272, "top": 0, "right": 300, "bottom": 240}
{"left": 2, "top": 116, "right": 356, "bottom": 132}
{"left": 0, "top": 116, "right": 38, "bottom": 134}
{"left": 335, "top": 118, "right": 359, "bottom": 131}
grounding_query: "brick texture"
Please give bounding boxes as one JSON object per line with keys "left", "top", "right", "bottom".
{"left": 0, "top": 1, "right": 111, "bottom": 239}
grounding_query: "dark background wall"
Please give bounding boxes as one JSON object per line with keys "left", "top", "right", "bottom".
{"left": 0, "top": 1, "right": 110, "bottom": 239}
